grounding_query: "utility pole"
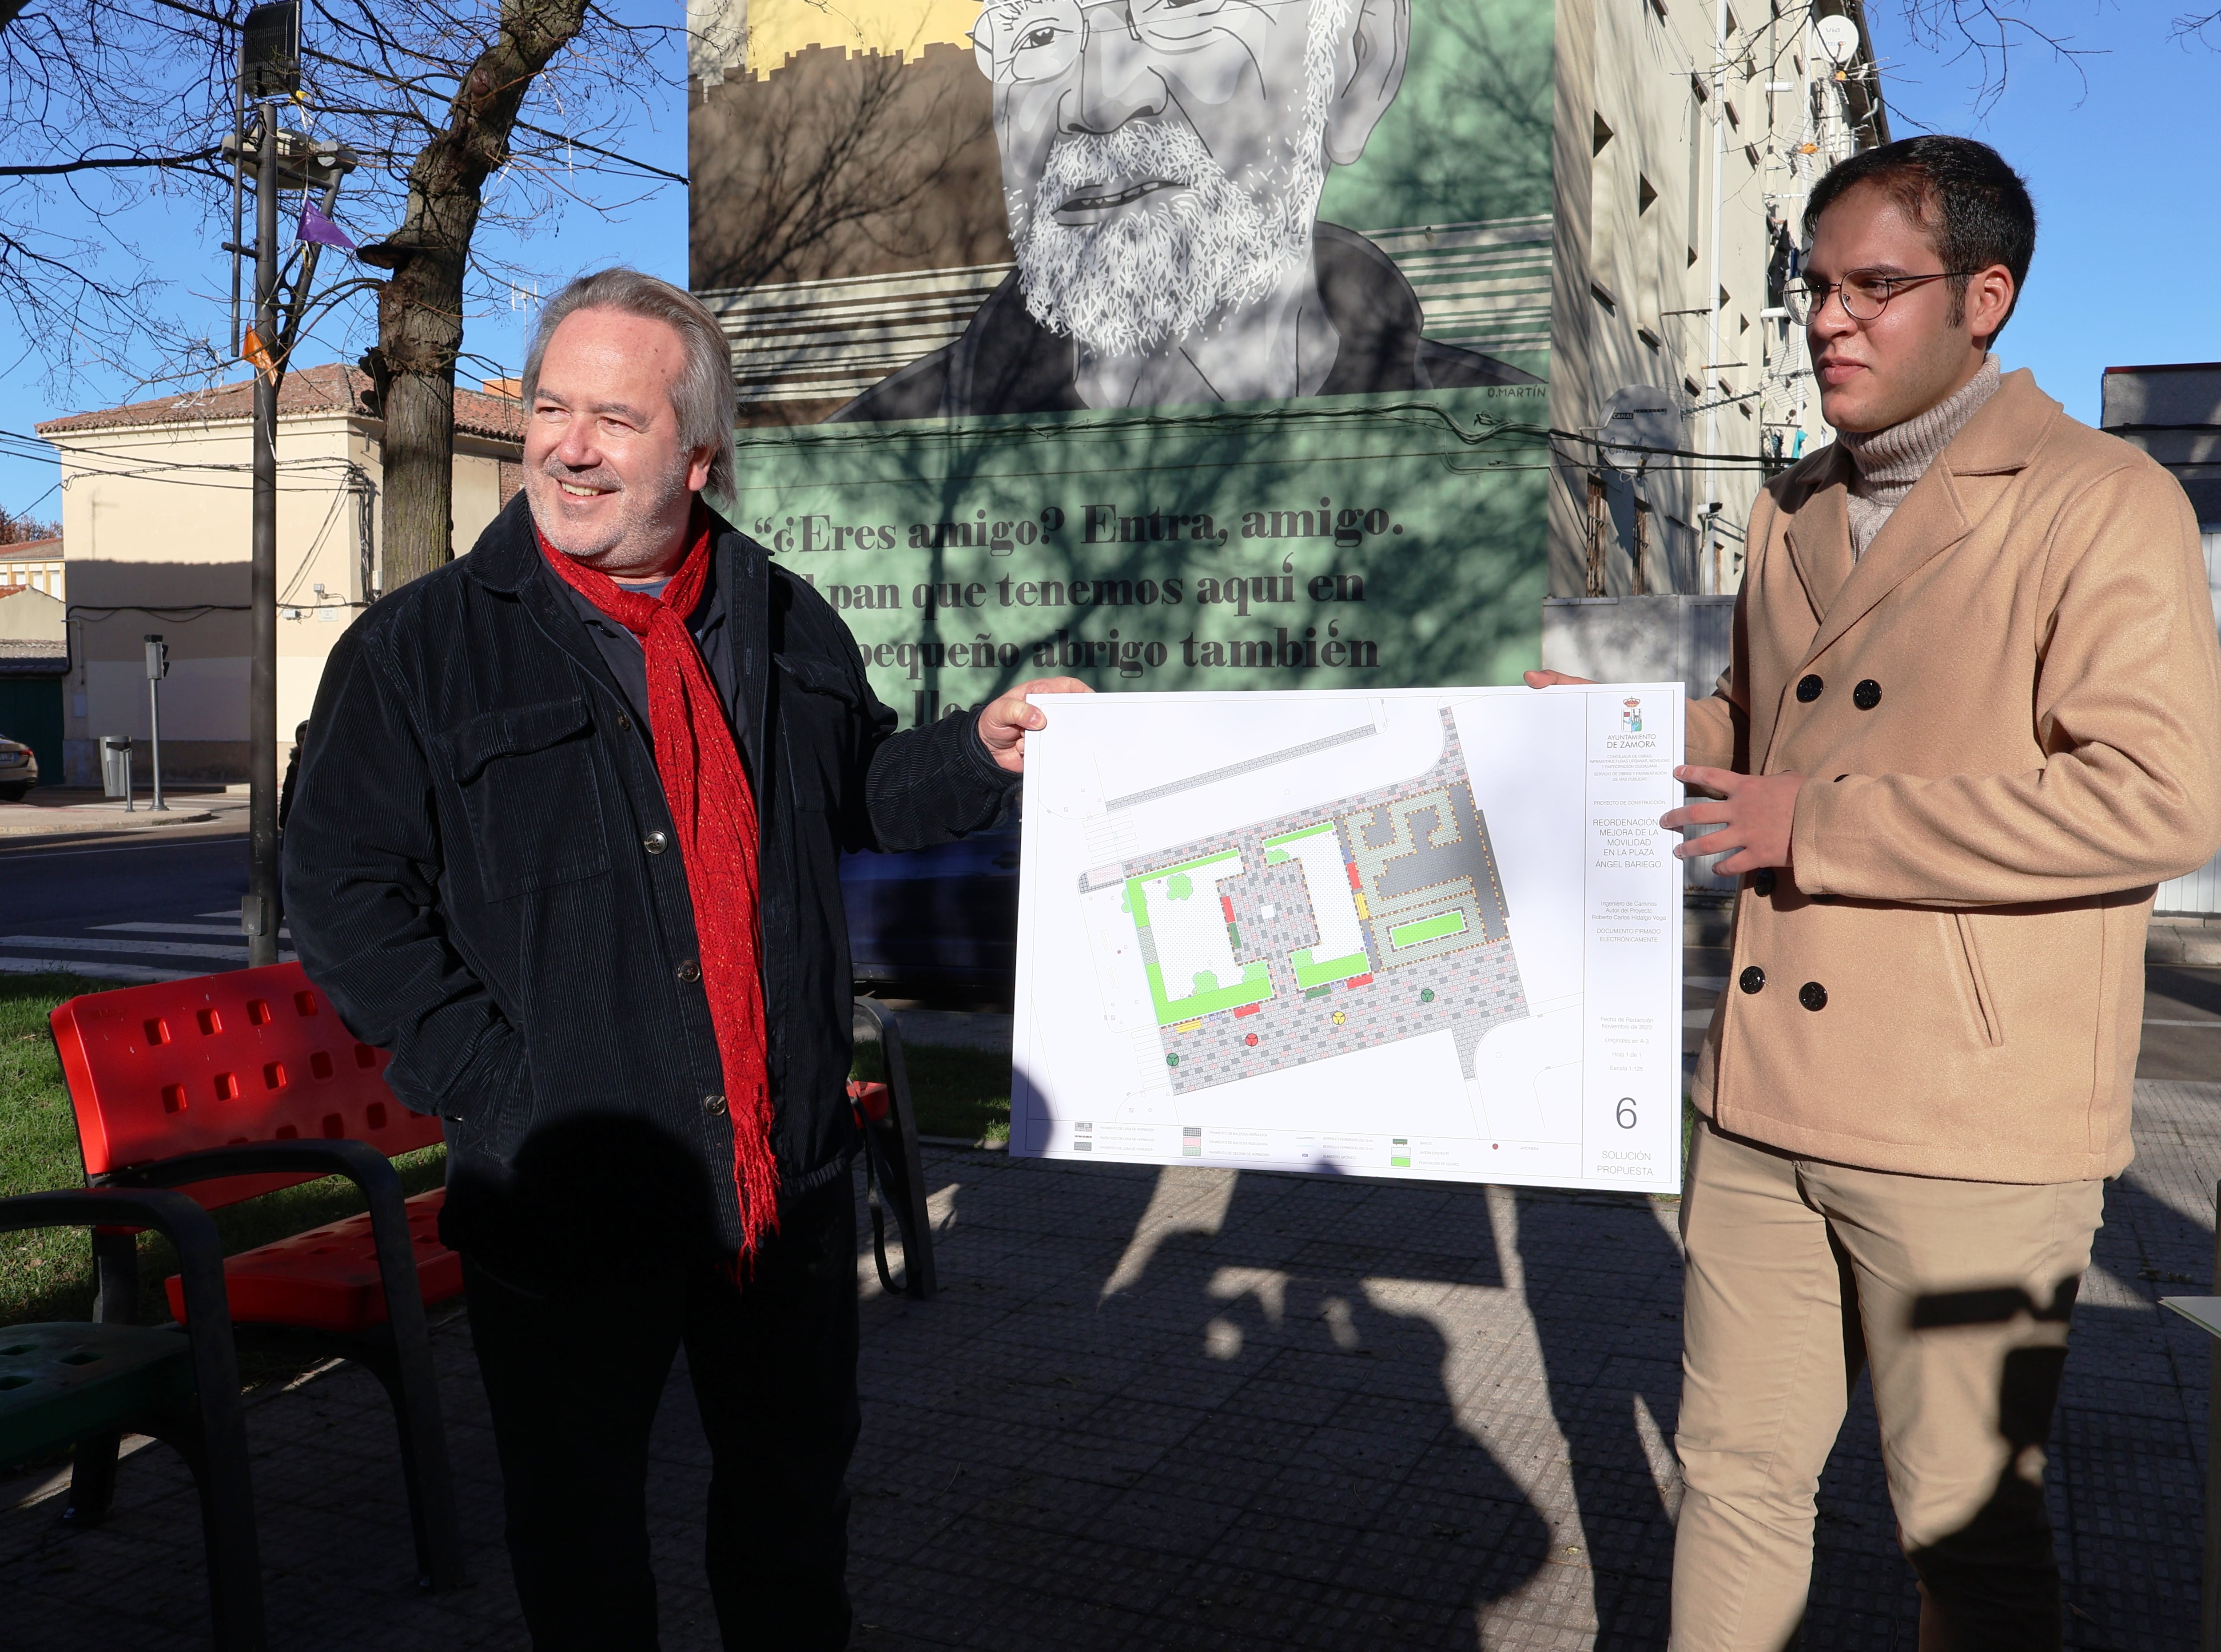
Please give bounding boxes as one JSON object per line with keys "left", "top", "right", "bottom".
{"left": 247, "top": 98, "right": 281, "bottom": 965}
{"left": 239, "top": 1, "right": 296, "bottom": 969}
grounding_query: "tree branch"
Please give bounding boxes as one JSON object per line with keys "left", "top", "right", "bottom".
{"left": 0, "top": 146, "right": 221, "bottom": 177}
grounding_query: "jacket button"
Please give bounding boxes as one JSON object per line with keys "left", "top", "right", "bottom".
{"left": 1795, "top": 674, "right": 1823, "bottom": 703}
{"left": 617, "top": 713, "right": 633, "bottom": 732}
{"left": 1751, "top": 869, "right": 1776, "bottom": 897}
{"left": 644, "top": 830, "right": 669, "bottom": 854}
{"left": 1739, "top": 965, "right": 1765, "bottom": 994}
{"left": 702, "top": 1093, "right": 728, "bottom": 1116}
{"left": 1852, "top": 679, "right": 1881, "bottom": 710}
{"left": 675, "top": 959, "right": 701, "bottom": 983}
{"left": 1799, "top": 981, "right": 1828, "bottom": 1011}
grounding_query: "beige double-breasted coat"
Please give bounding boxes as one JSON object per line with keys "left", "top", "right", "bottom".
{"left": 1687, "top": 369, "right": 2221, "bottom": 1183}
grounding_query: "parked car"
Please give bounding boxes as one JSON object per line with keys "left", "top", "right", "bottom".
{"left": 839, "top": 818, "right": 1020, "bottom": 1003}
{"left": 0, "top": 732, "right": 37, "bottom": 802}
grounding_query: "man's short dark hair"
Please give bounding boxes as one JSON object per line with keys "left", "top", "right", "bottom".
{"left": 1803, "top": 135, "right": 2036, "bottom": 342}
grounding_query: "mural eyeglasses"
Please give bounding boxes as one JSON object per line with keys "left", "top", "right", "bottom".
{"left": 1783, "top": 270, "right": 1979, "bottom": 326}
{"left": 971, "top": 0, "right": 1304, "bottom": 85}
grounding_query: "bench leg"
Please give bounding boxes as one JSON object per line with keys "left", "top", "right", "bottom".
{"left": 149, "top": 1406, "right": 267, "bottom": 1652}
{"left": 59, "top": 1428, "right": 122, "bottom": 1528}
{"left": 353, "top": 1334, "right": 467, "bottom": 1590}
{"left": 61, "top": 1226, "right": 144, "bottom": 1528}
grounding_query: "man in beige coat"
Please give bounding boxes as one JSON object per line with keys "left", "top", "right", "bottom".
{"left": 1536, "top": 136, "right": 2221, "bottom": 1647}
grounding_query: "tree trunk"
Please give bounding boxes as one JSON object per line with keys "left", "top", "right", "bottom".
{"left": 369, "top": 0, "right": 588, "bottom": 589}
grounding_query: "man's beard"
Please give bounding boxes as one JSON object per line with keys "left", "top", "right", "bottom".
{"left": 524, "top": 457, "right": 695, "bottom": 571}
{"left": 1009, "top": 122, "right": 1324, "bottom": 359}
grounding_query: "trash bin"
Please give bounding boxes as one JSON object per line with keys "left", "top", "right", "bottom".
{"left": 100, "top": 735, "right": 134, "bottom": 801}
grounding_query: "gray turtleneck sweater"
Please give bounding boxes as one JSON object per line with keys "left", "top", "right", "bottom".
{"left": 1837, "top": 354, "right": 2001, "bottom": 559}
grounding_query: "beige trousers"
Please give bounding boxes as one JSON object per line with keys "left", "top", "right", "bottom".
{"left": 1670, "top": 1117, "right": 2104, "bottom": 1652}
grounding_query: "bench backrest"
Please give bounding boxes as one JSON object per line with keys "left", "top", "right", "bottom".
{"left": 50, "top": 962, "right": 442, "bottom": 1210}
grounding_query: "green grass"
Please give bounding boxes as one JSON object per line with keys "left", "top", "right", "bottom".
{"left": 852, "top": 1040, "right": 1012, "bottom": 1146}
{"left": 1, "top": 973, "right": 446, "bottom": 1335}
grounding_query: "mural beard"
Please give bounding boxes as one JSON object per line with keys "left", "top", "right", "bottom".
{"left": 1007, "top": 0, "right": 1348, "bottom": 359}
{"left": 1010, "top": 123, "right": 1321, "bottom": 359}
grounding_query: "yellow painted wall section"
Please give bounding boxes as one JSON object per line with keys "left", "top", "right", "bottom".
{"left": 745, "top": 0, "right": 977, "bottom": 76}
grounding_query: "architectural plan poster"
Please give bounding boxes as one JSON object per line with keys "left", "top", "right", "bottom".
{"left": 1012, "top": 684, "right": 1686, "bottom": 1193}
{"left": 689, "top": 0, "right": 1557, "bottom": 723}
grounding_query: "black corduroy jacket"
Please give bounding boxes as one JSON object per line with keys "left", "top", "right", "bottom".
{"left": 283, "top": 494, "right": 1015, "bottom": 1263}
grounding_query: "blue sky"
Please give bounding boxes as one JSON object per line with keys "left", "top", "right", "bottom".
{"left": 2, "top": 4, "right": 2213, "bottom": 521}
{"left": 1863, "top": 7, "right": 2221, "bottom": 420}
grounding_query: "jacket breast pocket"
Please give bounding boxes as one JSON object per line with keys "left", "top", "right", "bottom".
{"left": 443, "top": 696, "right": 611, "bottom": 902}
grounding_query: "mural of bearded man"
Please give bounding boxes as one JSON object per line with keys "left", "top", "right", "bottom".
{"left": 830, "top": 0, "right": 1540, "bottom": 420}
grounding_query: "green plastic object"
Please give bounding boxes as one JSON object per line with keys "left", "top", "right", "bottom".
{"left": 0, "top": 1322, "right": 195, "bottom": 1465}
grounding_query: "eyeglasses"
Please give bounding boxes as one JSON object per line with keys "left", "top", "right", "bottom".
{"left": 1783, "top": 270, "right": 1979, "bottom": 326}
{"left": 971, "top": 0, "right": 1298, "bottom": 85}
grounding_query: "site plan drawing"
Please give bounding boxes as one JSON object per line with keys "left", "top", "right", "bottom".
{"left": 1012, "top": 685, "right": 1686, "bottom": 1195}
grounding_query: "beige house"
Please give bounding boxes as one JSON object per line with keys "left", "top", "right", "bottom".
{"left": 0, "top": 535, "right": 65, "bottom": 600}
{"left": 37, "top": 365, "right": 525, "bottom": 783}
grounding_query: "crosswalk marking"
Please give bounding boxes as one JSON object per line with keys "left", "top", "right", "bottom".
{"left": 95, "top": 921, "right": 291, "bottom": 940}
{"left": 0, "top": 934, "right": 296, "bottom": 963}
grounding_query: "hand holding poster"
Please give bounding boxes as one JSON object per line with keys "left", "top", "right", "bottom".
{"left": 1011, "top": 683, "right": 1687, "bottom": 1192}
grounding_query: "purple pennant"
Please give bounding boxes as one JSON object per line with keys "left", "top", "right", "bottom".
{"left": 296, "top": 199, "right": 356, "bottom": 252}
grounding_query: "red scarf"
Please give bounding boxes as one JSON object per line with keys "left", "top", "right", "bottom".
{"left": 536, "top": 506, "right": 777, "bottom": 1262}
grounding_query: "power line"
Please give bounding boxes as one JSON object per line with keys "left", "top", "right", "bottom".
{"left": 142, "top": 0, "right": 688, "bottom": 185}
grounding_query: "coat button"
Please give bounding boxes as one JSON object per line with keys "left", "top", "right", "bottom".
{"left": 1853, "top": 679, "right": 1881, "bottom": 710}
{"left": 1799, "top": 981, "right": 1828, "bottom": 1011}
{"left": 1795, "top": 674, "right": 1823, "bottom": 703}
{"left": 644, "top": 830, "right": 669, "bottom": 854}
{"left": 1739, "top": 965, "right": 1765, "bottom": 994}
{"left": 617, "top": 713, "right": 633, "bottom": 732}
{"left": 675, "top": 959, "right": 701, "bottom": 983}
{"left": 702, "top": 1093, "right": 728, "bottom": 1116}
{"left": 1751, "top": 869, "right": 1776, "bottom": 897}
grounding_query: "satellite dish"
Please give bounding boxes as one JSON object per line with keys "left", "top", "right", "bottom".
{"left": 1815, "top": 14, "right": 1860, "bottom": 65}
{"left": 1598, "top": 385, "right": 1682, "bottom": 469}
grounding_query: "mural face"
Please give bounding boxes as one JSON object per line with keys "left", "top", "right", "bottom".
{"left": 831, "top": 0, "right": 1539, "bottom": 418}
{"left": 688, "top": 0, "right": 1558, "bottom": 722}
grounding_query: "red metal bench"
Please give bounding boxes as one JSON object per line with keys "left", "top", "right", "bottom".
{"left": 48, "top": 961, "right": 464, "bottom": 1590}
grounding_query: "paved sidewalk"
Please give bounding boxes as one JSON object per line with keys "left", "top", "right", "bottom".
{"left": 4, "top": 1083, "right": 2216, "bottom": 1650}
{"left": 0, "top": 788, "right": 236, "bottom": 842}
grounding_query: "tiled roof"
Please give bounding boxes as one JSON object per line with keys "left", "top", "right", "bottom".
{"left": 0, "top": 538, "right": 61, "bottom": 560}
{"left": 0, "top": 639, "right": 68, "bottom": 676}
{"left": 36, "top": 363, "right": 526, "bottom": 444}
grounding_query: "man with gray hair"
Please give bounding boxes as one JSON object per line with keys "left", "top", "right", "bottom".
{"left": 285, "top": 268, "right": 1085, "bottom": 1649}
{"left": 833, "top": 0, "right": 1535, "bottom": 418}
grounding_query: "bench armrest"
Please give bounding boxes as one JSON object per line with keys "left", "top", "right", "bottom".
{"left": 0, "top": 1187, "right": 248, "bottom": 1436}
{"left": 99, "top": 1138, "right": 402, "bottom": 1204}
{"left": 101, "top": 1140, "right": 433, "bottom": 1352}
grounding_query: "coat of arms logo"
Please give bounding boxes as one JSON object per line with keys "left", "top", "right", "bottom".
{"left": 1621, "top": 697, "right": 1644, "bottom": 734}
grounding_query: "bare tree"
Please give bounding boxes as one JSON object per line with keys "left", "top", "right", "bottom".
{"left": 350, "top": 0, "right": 597, "bottom": 586}
{"left": 1883, "top": 0, "right": 2216, "bottom": 114}
{"left": 0, "top": 0, "right": 679, "bottom": 581}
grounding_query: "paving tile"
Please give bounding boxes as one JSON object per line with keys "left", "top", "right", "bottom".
{"left": 6, "top": 1083, "right": 2217, "bottom": 1649}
